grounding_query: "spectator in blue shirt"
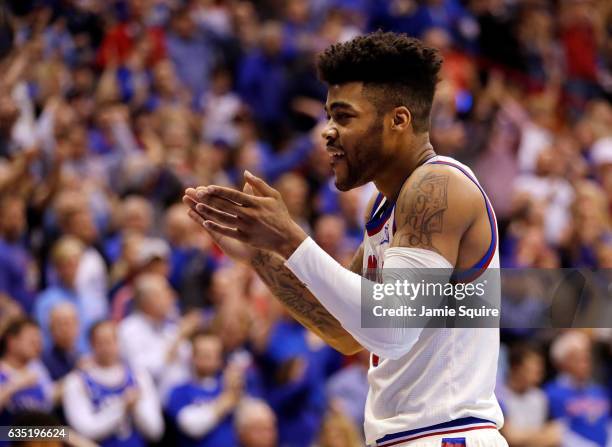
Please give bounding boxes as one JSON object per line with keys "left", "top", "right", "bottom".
{"left": 34, "top": 236, "right": 91, "bottom": 353}
{"left": 237, "top": 21, "right": 295, "bottom": 142}
{"left": 545, "top": 331, "right": 610, "bottom": 447}
{"left": 0, "top": 318, "right": 54, "bottom": 433}
{"left": 260, "top": 318, "right": 340, "bottom": 447}
{"left": 41, "top": 302, "right": 80, "bottom": 381}
{"left": 0, "top": 195, "right": 36, "bottom": 313}
{"left": 166, "top": 329, "right": 244, "bottom": 447}
{"left": 166, "top": 6, "right": 218, "bottom": 97}
{"left": 62, "top": 320, "right": 164, "bottom": 447}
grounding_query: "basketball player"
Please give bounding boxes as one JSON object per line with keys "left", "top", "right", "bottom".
{"left": 184, "top": 31, "right": 507, "bottom": 447}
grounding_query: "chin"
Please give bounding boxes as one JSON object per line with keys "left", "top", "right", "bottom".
{"left": 334, "top": 175, "right": 355, "bottom": 192}
{"left": 334, "top": 172, "right": 368, "bottom": 192}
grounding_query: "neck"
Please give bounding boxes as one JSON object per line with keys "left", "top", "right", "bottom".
{"left": 195, "top": 371, "right": 215, "bottom": 380}
{"left": 54, "top": 343, "right": 74, "bottom": 353}
{"left": 143, "top": 312, "right": 165, "bottom": 326}
{"left": 373, "top": 134, "right": 435, "bottom": 201}
{"left": 1, "top": 233, "right": 18, "bottom": 243}
{"left": 95, "top": 359, "right": 118, "bottom": 368}
{"left": 507, "top": 375, "right": 528, "bottom": 394}
{"left": 3, "top": 354, "right": 26, "bottom": 369}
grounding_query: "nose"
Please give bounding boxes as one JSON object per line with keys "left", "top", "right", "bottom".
{"left": 321, "top": 123, "right": 338, "bottom": 142}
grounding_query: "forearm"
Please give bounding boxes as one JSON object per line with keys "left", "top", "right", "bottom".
{"left": 284, "top": 238, "right": 453, "bottom": 359}
{"left": 176, "top": 394, "right": 234, "bottom": 439}
{"left": 0, "top": 384, "right": 18, "bottom": 410}
{"left": 132, "top": 371, "right": 164, "bottom": 441}
{"left": 250, "top": 250, "right": 362, "bottom": 355}
{"left": 502, "top": 421, "right": 561, "bottom": 447}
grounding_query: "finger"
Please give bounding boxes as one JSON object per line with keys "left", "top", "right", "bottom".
{"left": 187, "top": 209, "right": 205, "bottom": 227}
{"left": 244, "top": 170, "right": 278, "bottom": 198}
{"left": 200, "top": 194, "right": 247, "bottom": 216}
{"left": 196, "top": 203, "right": 240, "bottom": 227}
{"left": 203, "top": 220, "right": 249, "bottom": 243}
{"left": 188, "top": 209, "right": 226, "bottom": 246}
{"left": 203, "top": 186, "right": 258, "bottom": 207}
{"left": 185, "top": 188, "right": 198, "bottom": 201}
{"left": 243, "top": 182, "right": 259, "bottom": 197}
{"left": 183, "top": 194, "right": 198, "bottom": 209}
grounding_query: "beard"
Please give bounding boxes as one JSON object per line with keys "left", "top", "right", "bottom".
{"left": 334, "top": 117, "right": 384, "bottom": 191}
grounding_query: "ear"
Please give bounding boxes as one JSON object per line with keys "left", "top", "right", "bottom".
{"left": 391, "top": 106, "right": 411, "bottom": 131}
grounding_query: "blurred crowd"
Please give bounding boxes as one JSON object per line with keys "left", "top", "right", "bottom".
{"left": 0, "top": 0, "right": 610, "bottom": 446}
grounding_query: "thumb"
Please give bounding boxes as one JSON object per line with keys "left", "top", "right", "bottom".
{"left": 244, "top": 170, "right": 278, "bottom": 198}
{"left": 242, "top": 181, "right": 259, "bottom": 197}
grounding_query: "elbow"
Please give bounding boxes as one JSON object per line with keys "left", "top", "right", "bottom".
{"left": 336, "top": 343, "right": 364, "bottom": 356}
{"left": 177, "top": 411, "right": 214, "bottom": 439}
{"left": 330, "top": 335, "right": 363, "bottom": 356}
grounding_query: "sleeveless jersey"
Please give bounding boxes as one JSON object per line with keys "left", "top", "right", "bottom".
{"left": 361, "top": 155, "right": 504, "bottom": 445}
{"left": 80, "top": 365, "right": 145, "bottom": 447}
{"left": 0, "top": 364, "right": 51, "bottom": 424}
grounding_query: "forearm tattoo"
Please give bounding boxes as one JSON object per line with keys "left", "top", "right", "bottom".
{"left": 396, "top": 172, "right": 449, "bottom": 252}
{"left": 250, "top": 250, "right": 344, "bottom": 336}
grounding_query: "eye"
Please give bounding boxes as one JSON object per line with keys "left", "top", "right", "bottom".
{"left": 334, "top": 112, "right": 351, "bottom": 122}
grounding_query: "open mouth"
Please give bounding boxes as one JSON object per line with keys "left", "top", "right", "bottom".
{"left": 327, "top": 147, "right": 345, "bottom": 165}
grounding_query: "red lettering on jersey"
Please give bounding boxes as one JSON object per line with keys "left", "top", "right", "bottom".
{"left": 367, "top": 255, "right": 378, "bottom": 269}
{"left": 372, "top": 353, "right": 380, "bottom": 367}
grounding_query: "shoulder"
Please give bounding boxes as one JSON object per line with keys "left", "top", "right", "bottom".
{"left": 63, "top": 369, "right": 87, "bottom": 393}
{"left": 391, "top": 163, "right": 481, "bottom": 251}
{"left": 168, "top": 382, "right": 194, "bottom": 397}
{"left": 397, "top": 162, "right": 483, "bottom": 209}
{"left": 543, "top": 379, "right": 567, "bottom": 398}
{"left": 33, "top": 291, "right": 61, "bottom": 314}
{"left": 166, "top": 383, "right": 196, "bottom": 409}
{"left": 118, "top": 313, "right": 145, "bottom": 334}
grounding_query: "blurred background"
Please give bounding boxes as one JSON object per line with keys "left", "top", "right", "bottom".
{"left": 0, "top": 0, "right": 610, "bottom": 446}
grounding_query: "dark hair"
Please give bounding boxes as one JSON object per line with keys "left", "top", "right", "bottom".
{"left": 317, "top": 31, "right": 443, "bottom": 133}
{"left": 0, "top": 317, "right": 38, "bottom": 357}
{"left": 509, "top": 343, "right": 542, "bottom": 369}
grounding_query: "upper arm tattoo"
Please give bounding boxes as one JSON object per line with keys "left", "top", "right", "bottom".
{"left": 395, "top": 171, "right": 449, "bottom": 253}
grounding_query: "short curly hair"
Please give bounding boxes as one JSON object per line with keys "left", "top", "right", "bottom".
{"left": 317, "top": 31, "right": 443, "bottom": 133}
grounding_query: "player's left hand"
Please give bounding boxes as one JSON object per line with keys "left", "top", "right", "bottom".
{"left": 193, "top": 171, "right": 308, "bottom": 258}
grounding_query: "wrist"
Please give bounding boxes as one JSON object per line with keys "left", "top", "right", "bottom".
{"left": 215, "top": 393, "right": 235, "bottom": 416}
{"left": 278, "top": 223, "right": 308, "bottom": 259}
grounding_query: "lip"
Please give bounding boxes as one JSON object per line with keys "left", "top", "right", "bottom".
{"left": 326, "top": 146, "right": 345, "bottom": 156}
{"left": 327, "top": 147, "right": 345, "bottom": 168}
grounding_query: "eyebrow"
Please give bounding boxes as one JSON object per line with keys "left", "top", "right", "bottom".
{"left": 324, "top": 101, "right": 357, "bottom": 114}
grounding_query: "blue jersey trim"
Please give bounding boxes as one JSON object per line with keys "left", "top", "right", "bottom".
{"left": 366, "top": 194, "right": 394, "bottom": 236}
{"left": 428, "top": 161, "right": 497, "bottom": 276}
{"left": 377, "top": 417, "right": 495, "bottom": 444}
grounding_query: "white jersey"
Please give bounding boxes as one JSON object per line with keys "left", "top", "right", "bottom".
{"left": 362, "top": 155, "right": 504, "bottom": 446}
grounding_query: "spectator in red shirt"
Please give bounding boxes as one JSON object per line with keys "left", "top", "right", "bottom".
{"left": 96, "top": 0, "right": 165, "bottom": 68}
